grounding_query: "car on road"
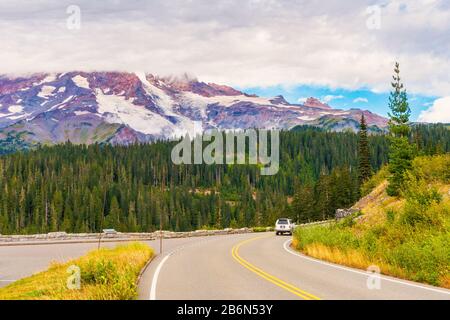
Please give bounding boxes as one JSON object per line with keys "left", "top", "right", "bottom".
{"left": 275, "top": 218, "right": 295, "bottom": 235}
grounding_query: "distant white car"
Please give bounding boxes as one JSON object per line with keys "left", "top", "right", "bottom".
{"left": 102, "top": 229, "right": 118, "bottom": 235}
{"left": 275, "top": 218, "right": 295, "bottom": 235}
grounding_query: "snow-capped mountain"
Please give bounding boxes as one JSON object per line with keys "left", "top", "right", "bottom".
{"left": 0, "top": 72, "right": 388, "bottom": 145}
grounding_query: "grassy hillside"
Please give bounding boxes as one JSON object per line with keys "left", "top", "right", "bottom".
{"left": 293, "top": 154, "right": 450, "bottom": 288}
{"left": 0, "top": 242, "right": 153, "bottom": 300}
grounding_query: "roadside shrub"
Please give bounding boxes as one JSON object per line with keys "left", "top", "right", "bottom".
{"left": 294, "top": 224, "right": 359, "bottom": 251}
{"left": 386, "top": 209, "right": 396, "bottom": 223}
{"left": 403, "top": 177, "right": 442, "bottom": 207}
{"left": 360, "top": 231, "right": 378, "bottom": 256}
{"left": 401, "top": 200, "right": 447, "bottom": 229}
{"left": 81, "top": 259, "right": 117, "bottom": 285}
{"left": 399, "top": 172, "right": 443, "bottom": 228}
{"left": 252, "top": 227, "right": 270, "bottom": 232}
{"left": 199, "top": 225, "right": 219, "bottom": 231}
{"left": 385, "top": 234, "right": 449, "bottom": 286}
{"left": 338, "top": 212, "right": 361, "bottom": 228}
{"left": 410, "top": 155, "right": 450, "bottom": 183}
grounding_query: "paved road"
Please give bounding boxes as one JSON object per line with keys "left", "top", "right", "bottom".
{"left": 1, "top": 233, "right": 449, "bottom": 299}
{"left": 0, "top": 237, "right": 204, "bottom": 288}
{"left": 138, "top": 233, "right": 450, "bottom": 300}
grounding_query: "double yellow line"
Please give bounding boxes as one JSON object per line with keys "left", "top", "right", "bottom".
{"left": 231, "top": 236, "right": 320, "bottom": 300}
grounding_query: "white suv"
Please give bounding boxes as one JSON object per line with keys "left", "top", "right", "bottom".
{"left": 275, "top": 218, "right": 295, "bottom": 235}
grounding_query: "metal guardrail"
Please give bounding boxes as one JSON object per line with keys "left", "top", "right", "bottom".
{"left": 0, "top": 228, "right": 254, "bottom": 245}
{"left": 0, "top": 221, "right": 338, "bottom": 245}
{"left": 295, "top": 219, "right": 335, "bottom": 228}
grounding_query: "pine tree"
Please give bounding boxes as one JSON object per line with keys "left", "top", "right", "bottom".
{"left": 18, "top": 187, "right": 26, "bottom": 232}
{"left": 127, "top": 201, "right": 138, "bottom": 232}
{"left": 387, "top": 62, "right": 414, "bottom": 196}
{"left": 104, "top": 196, "right": 121, "bottom": 229}
{"left": 314, "top": 173, "right": 331, "bottom": 220}
{"left": 50, "top": 190, "right": 63, "bottom": 231}
{"left": 292, "top": 184, "right": 314, "bottom": 223}
{"left": 358, "top": 114, "right": 372, "bottom": 185}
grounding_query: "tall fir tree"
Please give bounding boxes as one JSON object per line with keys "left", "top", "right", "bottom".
{"left": 292, "top": 183, "right": 314, "bottom": 223}
{"left": 50, "top": 190, "right": 63, "bottom": 231}
{"left": 358, "top": 114, "right": 372, "bottom": 186}
{"left": 387, "top": 62, "right": 414, "bottom": 196}
{"left": 104, "top": 196, "right": 121, "bottom": 229}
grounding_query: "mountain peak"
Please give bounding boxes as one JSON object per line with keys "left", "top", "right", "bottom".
{"left": 144, "top": 73, "right": 242, "bottom": 97}
{"left": 303, "top": 97, "right": 332, "bottom": 110}
{"left": 0, "top": 71, "right": 388, "bottom": 146}
{"left": 270, "top": 95, "right": 289, "bottom": 105}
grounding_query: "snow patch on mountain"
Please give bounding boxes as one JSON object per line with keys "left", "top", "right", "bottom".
{"left": 297, "top": 115, "right": 316, "bottom": 121}
{"left": 8, "top": 105, "right": 23, "bottom": 113}
{"left": 182, "top": 92, "right": 276, "bottom": 109}
{"left": 96, "top": 90, "right": 174, "bottom": 136}
{"left": 7, "top": 112, "right": 32, "bottom": 121}
{"left": 72, "top": 75, "right": 90, "bottom": 89}
{"left": 135, "top": 72, "right": 176, "bottom": 116}
{"left": 0, "top": 105, "right": 25, "bottom": 118}
{"left": 74, "top": 110, "right": 97, "bottom": 116}
{"left": 37, "top": 85, "right": 56, "bottom": 98}
{"left": 36, "top": 74, "right": 57, "bottom": 85}
{"left": 48, "top": 95, "right": 75, "bottom": 111}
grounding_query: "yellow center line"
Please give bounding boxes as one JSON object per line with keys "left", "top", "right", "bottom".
{"left": 231, "top": 235, "right": 321, "bottom": 300}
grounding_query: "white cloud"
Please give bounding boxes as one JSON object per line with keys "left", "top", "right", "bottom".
{"left": 353, "top": 97, "right": 368, "bottom": 103}
{"left": 418, "top": 97, "right": 450, "bottom": 123}
{"left": 323, "top": 95, "right": 344, "bottom": 103}
{"left": 297, "top": 97, "right": 308, "bottom": 103}
{"left": 0, "top": 1, "right": 449, "bottom": 96}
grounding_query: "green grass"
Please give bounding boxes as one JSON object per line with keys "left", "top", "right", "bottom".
{"left": 0, "top": 242, "right": 154, "bottom": 300}
{"left": 252, "top": 226, "right": 273, "bottom": 232}
{"left": 293, "top": 155, "right": 450, "bottom": 288}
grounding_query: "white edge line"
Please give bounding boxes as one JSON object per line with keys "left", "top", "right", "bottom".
{"left": 149, "top": 253, "right": 172, "bottom": 300}
{"left": 147, "top": 233, "right": 255, "bottom": 300}
{"left": 147, "top": 236, "right": 217, "bottom": 300}
{"left": 283, "top": 239, "right": 450, "bottom": 296}
{"left": 148, "top": 237, "right": 217, "bottom": 300}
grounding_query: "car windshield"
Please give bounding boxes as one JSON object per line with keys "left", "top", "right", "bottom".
{"left": 277, "top": 219, "right": 288, "bottom": 224}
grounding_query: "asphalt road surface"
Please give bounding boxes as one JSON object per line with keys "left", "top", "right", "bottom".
{"left": 1, "top": 233, "right": 449, "bottom": 299}
{"left": 138, "top": 233, "right": 450, "bottom": 300}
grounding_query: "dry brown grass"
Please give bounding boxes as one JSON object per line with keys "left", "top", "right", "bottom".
{"left": 354, "top": 180, "right": 405, "bottom": 230}
{"left": 301, "top": 243, "right": 406, "bottom": 280}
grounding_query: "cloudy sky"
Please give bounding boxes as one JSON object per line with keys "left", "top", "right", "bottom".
{"left": 0, "top": 0, "right": 449, "bottom": 121}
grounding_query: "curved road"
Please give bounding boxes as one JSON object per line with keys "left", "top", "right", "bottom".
{"left": 1, "top": 233, "right": 449, "bottom": 299}
{"left": 138, "top": 233, "right": 450, "bottom": 300}
{"left": 0, "top": 236, "right": 212, "bottom": 288}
